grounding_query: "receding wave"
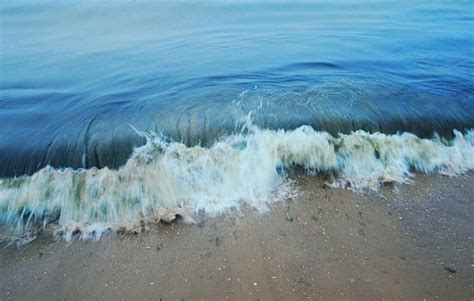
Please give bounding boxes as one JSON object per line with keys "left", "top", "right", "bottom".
{"left": 1, "top": 121, "right": 473, "bottom": 244}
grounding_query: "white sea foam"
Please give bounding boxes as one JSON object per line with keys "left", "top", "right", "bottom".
{"left": 1, "top": 123, "right": 473, "bottom": 243}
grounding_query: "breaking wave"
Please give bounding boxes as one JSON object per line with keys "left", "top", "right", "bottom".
{"left": 1, "top": 121, "right": 473, "bottom": 244}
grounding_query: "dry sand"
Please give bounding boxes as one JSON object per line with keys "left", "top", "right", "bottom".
{"left": 1, "top": 173, "right": 473, "bottom": 300}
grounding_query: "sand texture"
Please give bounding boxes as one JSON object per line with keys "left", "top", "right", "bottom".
{"left": 1, "top": 173, "right": 473, "bottom": 300}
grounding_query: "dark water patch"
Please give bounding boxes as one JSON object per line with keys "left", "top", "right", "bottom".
{"left": 274, "top": 62, "right": 343, "bottom": 72}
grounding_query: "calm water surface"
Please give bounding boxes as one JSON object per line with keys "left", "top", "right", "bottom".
{"left": 1, "top": 1, "right": 473, "bottom": 176}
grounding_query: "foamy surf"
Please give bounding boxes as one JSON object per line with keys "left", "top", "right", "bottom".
{"left": 1, "top": 123, "right": 473, "bottom": 245}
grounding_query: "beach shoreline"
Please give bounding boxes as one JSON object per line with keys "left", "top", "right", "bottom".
{"left": 1, "top": 173, "right": 473, "bottom": 300}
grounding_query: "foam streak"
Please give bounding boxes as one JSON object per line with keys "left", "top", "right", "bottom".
{"left": 1, "top": 126, "right": 473, "bottom": 243}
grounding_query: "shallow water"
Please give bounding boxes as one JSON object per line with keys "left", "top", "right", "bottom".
{"left": 1, "top": 1, "right": 473, "bottom": 176}
{"left": 1, "top": 1, "right": 473, "bottom": 241}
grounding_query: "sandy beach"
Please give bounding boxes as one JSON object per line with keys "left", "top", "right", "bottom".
{"left": 1, "top": 173, "right": 473, "bottom": 300}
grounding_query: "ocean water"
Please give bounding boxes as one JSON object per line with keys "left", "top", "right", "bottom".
{"left": 1, "top": 1, "right": 473, "bottom": 242}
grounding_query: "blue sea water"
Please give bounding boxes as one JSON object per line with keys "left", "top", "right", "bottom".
{"left": 1, "top": 0, "right": 473, "bottom": 176}
{"left": 0, "top": 1, "right": 474, "bottom": 241}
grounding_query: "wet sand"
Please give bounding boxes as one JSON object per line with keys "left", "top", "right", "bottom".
{"left": 1, "top": 173, "right": 473, "bottom": 300}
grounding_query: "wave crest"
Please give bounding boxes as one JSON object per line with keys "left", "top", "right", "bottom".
{"left": 1, "top": 125, "right": 473, "bottom": 244}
